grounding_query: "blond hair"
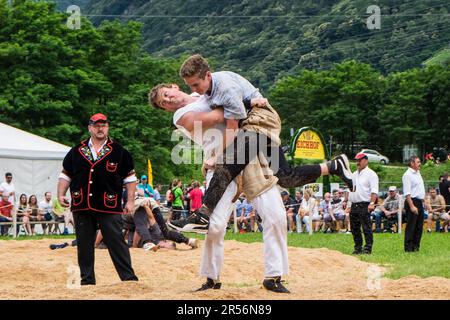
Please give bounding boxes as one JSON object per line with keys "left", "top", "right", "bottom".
{"left": 179, "top": 54, "right": 210, "bottom": 79}
{"left": 148, "top": 83, "right": 173, "bottom": 109}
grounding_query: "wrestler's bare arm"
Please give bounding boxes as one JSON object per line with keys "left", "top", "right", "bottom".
{"left": 177, "top": 108, "right": 225, "bottom": 132}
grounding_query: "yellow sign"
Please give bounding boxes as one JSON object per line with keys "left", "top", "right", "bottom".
{"left": 294, "top": 130, "right": 326, "bottom": 160}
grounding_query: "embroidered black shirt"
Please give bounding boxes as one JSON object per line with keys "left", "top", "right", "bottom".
{"left": 62, "top": 138, "right": 135, "bottom": 214}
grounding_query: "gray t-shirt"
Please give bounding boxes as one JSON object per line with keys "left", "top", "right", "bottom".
{"left": 206, "top": 71, "right": 263, "bottom": 120}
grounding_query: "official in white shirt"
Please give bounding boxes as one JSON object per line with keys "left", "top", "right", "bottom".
{"left": 402, "top": 155, "right": 426, "bottom": 252}
{"left": 345, "top": 153, "right": 379, "bottom": 254}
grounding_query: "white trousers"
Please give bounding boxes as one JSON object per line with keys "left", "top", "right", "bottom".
{"left": 200, "top": 171, "right": 289, "bottom": 279}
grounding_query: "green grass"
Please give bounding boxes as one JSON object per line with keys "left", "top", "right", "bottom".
{"left": 187, "top": 231, "right": 450, "bottom": 279}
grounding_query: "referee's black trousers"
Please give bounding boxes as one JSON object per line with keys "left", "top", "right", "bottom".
{"left": 350, "top": 202, "right": 373, "bottom": 251}
{"left": 73, "top": 211, "right": 138, "bottom": 285}
{"left": 404, "top": 198, "right": 424, "bottom": 252}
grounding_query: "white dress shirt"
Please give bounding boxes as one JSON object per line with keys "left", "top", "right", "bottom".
{"left": 402, "top": 167, "right": 425, "bottom": 200}
{"left": 348, "top": 167, "right": 379, "bottom": 203}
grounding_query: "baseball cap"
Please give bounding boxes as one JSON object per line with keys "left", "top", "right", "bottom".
{"left": 354, "top": 153, "right": 368, "bottom": 160}
{"left": 280, "top": 191, "right": 289, "bottom": 196}
{"left": 89, "top": 113, "right": 108, "bottom": 125}
{"left": 388, "top": 186, "right": 397, "bottom": 192}
{"left": 141, "top": 175, "right": 147, "bottom": 180}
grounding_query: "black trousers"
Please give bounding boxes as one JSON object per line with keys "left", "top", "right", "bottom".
{"left": 204, "top": 131, "right": 322, "bottom": 212}
{"left": 133, "top": 207, "right": 188, "bottom": 244}
{"left": 73, "top": 211, "right": 138, "bottom": 285}
{"left": 404, "top": 198, "right": 424, "bottom": 252}
{"left": 350, "top": 202, "right": 373, "bottom": 251}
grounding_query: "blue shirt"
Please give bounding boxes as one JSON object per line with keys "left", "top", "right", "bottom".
{"left": 137, "top": 183, "right": 154, "bottom": 198}
{"left": 236, "top": 199, "right": 253, "bottom": 217}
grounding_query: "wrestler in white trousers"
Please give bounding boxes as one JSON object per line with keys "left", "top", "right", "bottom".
{"left": 200, "top": 170, "right": 289, "bottom": 280}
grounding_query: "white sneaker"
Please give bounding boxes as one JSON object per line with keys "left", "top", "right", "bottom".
{"left": 188, "top": 238, "right": 199, "bottom": 249}
{"left": 143, "top": 242, "right": 159, "bottom": 252}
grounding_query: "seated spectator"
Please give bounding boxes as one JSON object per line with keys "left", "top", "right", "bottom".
{"left": 426, "top": 187, "right": 449, "bottom": 232}
{"left": 0, "top": 193, "right": 13, "bottom": 236}
{"left": 376, "top": 186, "right": 401, "bottom": 233}
{"left": 320, "top": 192, "right": 336, "bottom": 233}
{"left": 236, "top": 193, "right": 255, "bottom": 233}
{"left": 281, "top": 191, "right": 296, "bottom": 233}
{"left": 137, "top": 175, "right": 154, "bottom": 198}
{"left": 330, "top": 190, "right": 346, "bottom": 232}
{"left": 153, "top": 183, "right": 162, "bottom": 204}
{"left": 53, "top": 197, "right": 73, "bottom": 235}
{"left": 16, "top": 193, "right": 32, "bottom": 235}
{"left": 188, "top": 181, "right": 203, "bottom": 212}
{"left": 38, "top": 192, "right": 55, "bottom": 235}
{"left": 299, "top": 189, "right": 320, "bottom": 233}
{"left": 27, "top": 195, "right": 39, "bottom": 235}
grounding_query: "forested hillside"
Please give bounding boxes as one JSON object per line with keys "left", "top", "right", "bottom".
{"left": 76, "top": 0, "right": 450, "bottom": 90}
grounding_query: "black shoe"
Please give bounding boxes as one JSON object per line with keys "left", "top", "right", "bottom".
{"left": 262, "top": 276, "right": 290, "bottom": 293}
{"left": 328, "top": 154, "right": 355, "bottom": 192}
{"left": 167, "top": 211, "right": 209, "bottom": 234}
{"left": 195, "top": 278, "right": 221, "bottom": 291}
{"left": 363, "top": 248, "right": 372, "bottom": 254}
{"left": 49, "top": 242, "right": 68, "bottom": 250}
{"left": 352, "top": 249, "right": 363, "bottom": 255}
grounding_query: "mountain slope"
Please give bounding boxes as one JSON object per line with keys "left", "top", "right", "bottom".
{"left": 59, "top": 0, "right": 450, "bottom": 91}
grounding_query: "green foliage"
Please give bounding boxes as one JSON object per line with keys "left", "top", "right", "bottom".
{"left": 80, "top": 0, "right": 450, "bottom": 91}
{"left": 0, "top": 0, "right": 196, "bottom": 184}
{"left": 270, "top": 61, "right": 450, "bottom": 161}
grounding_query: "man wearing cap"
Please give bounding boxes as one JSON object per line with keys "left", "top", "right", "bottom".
{"left": 345, "top": 153, "right": 379, "bottom": 254}
{"left": 378, "top": 186, "right": 401, "bottom": 232}
{"left": 402, "top": 156, "right": 426, "bottom": 252}
{"left": 57, "top": 113, "right": 139, "bottom": 285}
{"left": 137, "top": 175, "right": 155, "bottom": 198}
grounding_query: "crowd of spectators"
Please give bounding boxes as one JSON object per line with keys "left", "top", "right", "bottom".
{"left": 279, "top": 171, "right": 450, "bottom": 234}
{"left": 0, "top": 172, "right": 74, "bottom": 236}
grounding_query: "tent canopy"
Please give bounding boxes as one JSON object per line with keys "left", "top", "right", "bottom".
{"left": 0, "top": 122, "right": 71, "bottom": 199}
{"left": 0, "top": 122, "right": 70, "bottom": 160}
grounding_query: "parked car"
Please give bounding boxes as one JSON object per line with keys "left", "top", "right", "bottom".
{"left": 359, "top": 149, "right": 389, "bottom": 164}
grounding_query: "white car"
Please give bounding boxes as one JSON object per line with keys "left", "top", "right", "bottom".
{"left": 359, "top": 149, "right": 389, "bottom": 165}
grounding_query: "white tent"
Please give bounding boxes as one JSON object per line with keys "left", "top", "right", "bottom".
{"left": 0, "top": 122, "right": 71, "bottom": 201}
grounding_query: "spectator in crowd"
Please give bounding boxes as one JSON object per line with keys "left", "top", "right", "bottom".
{"left": 28, "top": 195, "right": 39, "bottom": 235}
{"left": 137, "top": 175, "right": 154, "bottom": 198}
{"left": 330, "top": 190, "right": 346, "bottom": 232}
{"left": 17, "top": 193, "right": 32, "bottom": 235}
{"left": 236, "top": 193, "right": 255, "bottom": 233}
{"left": 402, "top": 155, "right": 426, "bottom": 252}
{"left": 292, "top": 191, "right": 303, "bottom": 231}
{"left": 153, "top": 183, "right": 162, "bottom": 204}
{"left": 170, "top": 178, "right": 184, "bottom": 220}
{"left": 438, "top": 172, "right": 450, "bottom": 211}
{"left": 38, "top": 191, "right": 55, "bottom": 235}
{"left": 426, "top": 187, "right": 448, "bottom": 232}
{"left": 0, "top": 172, "right": 16, "bottom": 204}
{"left": 377, "top": 186, "right": 401, "bottom": 233}
{"left": 281, "top": 191, "right": 296, "bottom": 233}
{"left": 320, "top": 192, "right": 335, "bottom": 233}
{"left": 0, "top": 193, "right": 13, "bottom": 236}
{"left": 189, "top": 181, "right": 203, "bottom": 212}
{"left": 299, "top": 188, "right": 320, "bottom": 233}
{"left": 53, "top": 197, "right": 74, "bottom": 235}
{"left": 345, "top": 153, "right": 379, "bottom": 255}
